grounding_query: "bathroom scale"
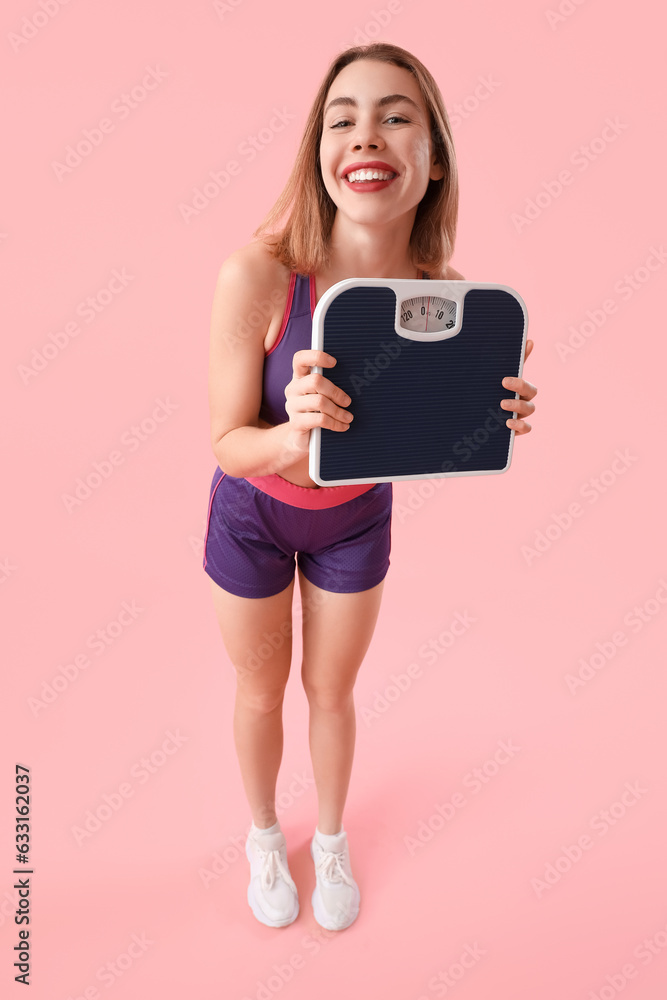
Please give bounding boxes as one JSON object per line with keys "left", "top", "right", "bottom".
{"left": 308, "top": 278, "right": 528, "bottom": 487}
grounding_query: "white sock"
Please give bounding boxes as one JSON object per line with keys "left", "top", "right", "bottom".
{"left": 251, "top": 819, "right": 280, "bottom": 836}
{"left": 315, "top": 825, "right": 345, "bottom": 851}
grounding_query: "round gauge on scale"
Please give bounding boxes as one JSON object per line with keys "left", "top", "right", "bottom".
{"left": 399, "top": 294, "right": 458, "bottom": 333}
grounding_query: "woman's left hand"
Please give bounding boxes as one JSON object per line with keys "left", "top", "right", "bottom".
{"left": 500, "top": 339, "right": 537, "bottom": 435}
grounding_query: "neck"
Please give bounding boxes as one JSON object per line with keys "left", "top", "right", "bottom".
{"left": 323, "top": 209, "right": 421, "bottom": 279}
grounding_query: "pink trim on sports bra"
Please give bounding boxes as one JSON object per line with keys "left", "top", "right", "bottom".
{"left": 245, "top": 473, "right": 379, "bottom": 508}
{"left": 247, "top": 269, "right": 378, "bottom": 506}
{"left": 269, "top": 270, "right": 428, "bottom": 361}
{"left": 265, "top": 270, "right": 297, "bottom": 357}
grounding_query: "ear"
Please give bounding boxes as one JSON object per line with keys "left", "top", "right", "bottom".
{"left": 430, "top": 158, "right": 445, "bottom": 182}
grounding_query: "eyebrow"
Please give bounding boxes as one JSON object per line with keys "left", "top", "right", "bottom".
{"left": 323, "top": 93, "right": 422, "bottom": 117}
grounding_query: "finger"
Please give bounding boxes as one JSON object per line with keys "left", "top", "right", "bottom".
{"left": 506, "top": 418, "right": 532, "bottom": 434}
{"left": 292, "top": 350, "right": 338, "bottom": 379}
{"left": 502, "top": 376, "right": 537, "bottom": 400}
{"left": 292, "top": 392, "right": 354, "bottom": 431}
{"left": 297, "top": 370, "right": 352, "bottom": 409}
{"left": 297, "top": 392, "right": 353, "bottom": 426}
{"left": 500, "top": 398, "right": 535, "bottom": 417}
{"left": 523, "top": 340, "right": 534, "bottom": 363}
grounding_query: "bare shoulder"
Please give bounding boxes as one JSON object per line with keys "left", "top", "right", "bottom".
{"left": 218, "top": 239, "right": 291, "bottom": 303}
{"left": 211, "top": 239, "right": 293, "bottom": 360}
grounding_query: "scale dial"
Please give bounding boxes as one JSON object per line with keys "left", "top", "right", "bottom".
{"left": 399, "top": 294, "right": 457, "bottom": 333}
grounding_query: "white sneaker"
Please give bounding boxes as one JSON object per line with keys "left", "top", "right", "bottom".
{"left": 245, "top": 828, "right": 299, "bottom": 927}
{"left": 310, "top": 829, "right": 360, "bottom": 930}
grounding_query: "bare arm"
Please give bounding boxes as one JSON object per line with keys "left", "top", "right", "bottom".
{"left": 208, "top": 248, "right": 304, "bottom": 478}
{"left": 208, "top": 248, "right": 352, "bottom": 478}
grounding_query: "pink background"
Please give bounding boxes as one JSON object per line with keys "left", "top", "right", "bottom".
{"left": 3, "top": 1, "right": 667, "bottom": 997}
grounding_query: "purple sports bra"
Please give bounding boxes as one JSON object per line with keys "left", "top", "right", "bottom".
{"left": 258, "top": 270, "right": 430, "bottom": 426}
{"left": 244, "top": 269, "right": 429, "bottom": 509}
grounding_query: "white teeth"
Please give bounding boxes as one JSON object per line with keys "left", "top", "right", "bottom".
{"left": 345, "top": 169, "right": 395, "bottom": 182}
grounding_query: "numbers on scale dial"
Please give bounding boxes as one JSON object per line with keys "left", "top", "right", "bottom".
{"left": 400, "top": 295, "right": 457, "bottom": 332}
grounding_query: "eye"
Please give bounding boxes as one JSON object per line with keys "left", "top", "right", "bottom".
{"left": 329, "top": 115, "right": 410, "bottom": 129}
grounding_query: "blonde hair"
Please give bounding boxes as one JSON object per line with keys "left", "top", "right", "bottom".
{"left": 251, "top": 42, "right": 459, "bottom": 276}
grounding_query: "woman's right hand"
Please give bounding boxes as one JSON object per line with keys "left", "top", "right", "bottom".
{"left": 283, "top": 350, "right": 354, "bottom": 457}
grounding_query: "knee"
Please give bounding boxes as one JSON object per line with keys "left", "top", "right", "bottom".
{"left": 236, "top": 682, "right": 286, "bottom": 715}
{"left": 303, "top": 682, "right": 354, "bottom": 713}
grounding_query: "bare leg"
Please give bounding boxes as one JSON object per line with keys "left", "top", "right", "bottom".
{"left": 297, "top": 567, "right": 386, "bottom": 835}
{"left": 209, "top": 576, "right": 295, "bottom": 828}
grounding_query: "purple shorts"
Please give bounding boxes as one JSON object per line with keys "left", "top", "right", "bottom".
{"left": 203, "top": 469, "right": 393, "bottom": 599}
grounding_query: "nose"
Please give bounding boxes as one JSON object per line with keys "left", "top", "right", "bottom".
{"left": 352, "top": 137, "right": 382, "bottom": 153}
{"left": 350, "top": 118, "right": 383, "bottom": 151}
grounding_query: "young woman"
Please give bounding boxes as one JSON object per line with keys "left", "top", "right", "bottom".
{"left": 203, "top": 42, "right": 537, "bottom": 932}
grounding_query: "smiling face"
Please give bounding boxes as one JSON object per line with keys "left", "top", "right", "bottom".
{"left": 319, "top": 59, "right": 445, "bottom": 228}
